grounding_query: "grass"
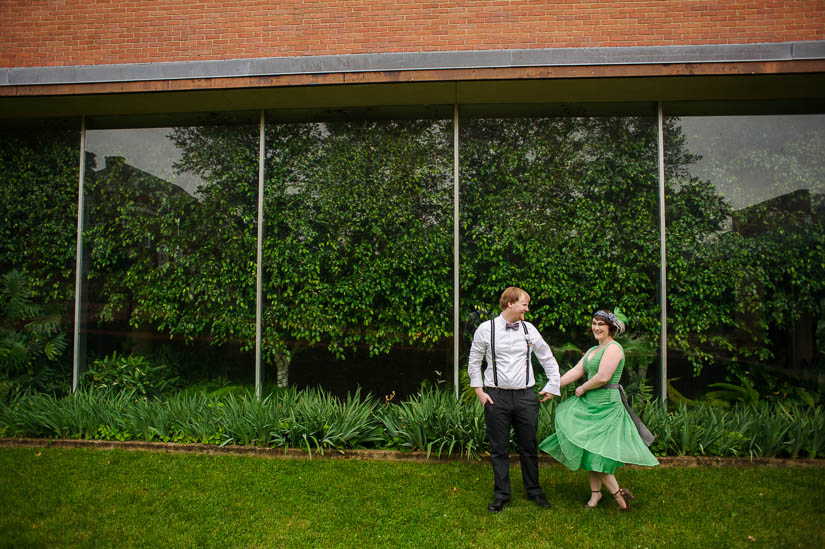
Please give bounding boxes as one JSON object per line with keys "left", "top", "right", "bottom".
{"left": 1, "top": 447, "right": 824, "bottom": 548}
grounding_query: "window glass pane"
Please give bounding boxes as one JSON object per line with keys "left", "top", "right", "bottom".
{"left": 665, "top": 114, "right": 825, "bottom": 398}
{"left": 0, "top": 127, "right": 79, "bottom": 396}
{"left": 459, "top": 114, "right": 661, "bottom": 401}
{"left": 263, "top": 117, "right": 454, "bottom": 398}
{"left": 82, "top": 123, "right": 258, "bottom": 393}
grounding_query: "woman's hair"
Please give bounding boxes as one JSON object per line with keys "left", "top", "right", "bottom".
{"left": 499, "top": 286, "right": 529, "bottom": 310}
{"left": 592, "top": 309, "right": 627, "bottom": 336}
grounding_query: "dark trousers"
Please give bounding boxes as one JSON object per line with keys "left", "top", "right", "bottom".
{"left": 483, "top": 387, "right": 542, "bottom": 501}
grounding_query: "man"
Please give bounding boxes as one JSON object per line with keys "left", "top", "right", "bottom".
{"left": 467, "top": 286, "right": 560, "bottom": 512}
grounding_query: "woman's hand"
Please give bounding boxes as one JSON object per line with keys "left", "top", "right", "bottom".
{"left": 575, "top": 386, "right": 586, "bottom": 397}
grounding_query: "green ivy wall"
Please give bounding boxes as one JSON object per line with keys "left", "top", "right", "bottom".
{"left": 2, "top": 110, "right": 824, "bottom": 399}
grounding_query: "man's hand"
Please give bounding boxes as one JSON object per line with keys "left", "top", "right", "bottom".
{"left": 539, "top": 391, "right": 554, "bottom": 402}
{"left": 475, "top": 387, "right": 494, "bottom": 406}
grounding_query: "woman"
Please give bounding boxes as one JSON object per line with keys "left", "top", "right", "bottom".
{"left": 539, "top": 309, "right": 658, "bottom": 510}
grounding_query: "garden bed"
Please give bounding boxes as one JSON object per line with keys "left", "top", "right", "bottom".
{"left": 2, "top": 437, "right": 823, "bottom": 468}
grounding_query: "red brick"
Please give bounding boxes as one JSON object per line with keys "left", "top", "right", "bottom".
{"left": 1, "top": 0, "right": 824, "bottom": 67}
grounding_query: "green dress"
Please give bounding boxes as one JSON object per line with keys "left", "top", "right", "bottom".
{"left": 539, "top": 341, "right": 658, "bottom": 474}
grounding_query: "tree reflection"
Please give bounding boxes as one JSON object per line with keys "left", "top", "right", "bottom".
{"left": 6, "top": 114, "right": 822, "bottom": 392}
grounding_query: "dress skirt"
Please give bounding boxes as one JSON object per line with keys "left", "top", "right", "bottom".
{"left": 539, "top": 388, "right": 659, "bottom": 474}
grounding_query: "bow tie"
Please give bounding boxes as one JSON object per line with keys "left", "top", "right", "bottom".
{"left": 505, "top": 321, "right": 520, "bottom": 330}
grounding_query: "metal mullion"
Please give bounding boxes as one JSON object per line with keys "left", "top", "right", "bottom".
{"left": 255, "top": 111, "right": 265, "bottom": 399}
{"left": 657, "top": 101, "right": 668, "bottom": 408}
{"left": 453, "top": 103, "right": 460, "bottom": 399}
{"left": 72, "top": 116, "right": 86, "bottom": 393}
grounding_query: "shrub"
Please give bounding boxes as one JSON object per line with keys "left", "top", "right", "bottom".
{"left": 1, "top": 386, "right": 823, "bottom": 460}
{"left": 0, "top": 270, "right": 69, "bottom": 398}
{"left": 377, "top": 387, "right": 487, "bottom": 459}
{"left": 82, "top": 352, "right": 178, "bottom": 398}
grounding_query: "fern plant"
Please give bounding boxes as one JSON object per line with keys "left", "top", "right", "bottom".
{"left": 0, "top": 270, "right": 69, "bottom": 397}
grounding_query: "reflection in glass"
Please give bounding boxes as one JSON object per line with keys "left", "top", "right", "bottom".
{"left": 263, "top": 119, "right": 453, "bottom": 397}
{"left": 81, "top": 124, "right": 258, "bottom": 391}
{"left": 665, "top": 115, "right": 825, "bottom": 397}
{"left": 0, "top": 128, "right": 79, "bottom": 396}
{"left": 459, "top": 115, "right": 660, "bottom": 399}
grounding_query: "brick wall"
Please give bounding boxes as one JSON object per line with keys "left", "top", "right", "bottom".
{"left": 2, "top": 0, "right": 824, "bottom": 68}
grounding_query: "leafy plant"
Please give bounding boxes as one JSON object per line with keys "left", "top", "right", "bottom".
{"left": 0, "top": 131, "right": 79, "bottom": 306}
{"left": 0, "top": 270, "right": 69, "bottom": 398}
{"left": 1, "top": 385, "right": 823, "bottom": 458}
{"left": 617, "top": 333, "right": 656, "bottom": 401}
{"left": 377, "top": 386, "right": 487, "bottom": 459}
{"left": 705, "top": 372, "right": 761, "bottom": 406}
{"left": 83, "top": 351, "right": 178, "bottom": 398}
{"left": 258, "top": 120, "right": 454, "bottom": 385}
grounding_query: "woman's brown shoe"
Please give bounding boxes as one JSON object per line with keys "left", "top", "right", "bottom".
{"left": 612, "top": 488, "right": 633, "bottom": 511}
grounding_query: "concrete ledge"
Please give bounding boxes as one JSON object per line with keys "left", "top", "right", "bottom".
{"left": 3, "top": 41, "right": 824, "bottom": 87}
{"left": 2, "top": 438, "right": 822, "bottom": 467}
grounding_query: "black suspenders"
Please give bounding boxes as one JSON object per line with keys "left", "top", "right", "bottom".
{"left": 490, "top": 319, "right": 498, "bottom": 386}
{"left": 489, "top": 319, "right": 532, "bottom": 388}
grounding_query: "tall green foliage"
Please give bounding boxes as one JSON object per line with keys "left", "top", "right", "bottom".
{"left": 0, "top": 270, "right": 69, "bottom": 397}
{"left": 83, "top": 126, "right": 259, "bottom": 351}
{"left": 0, "top": 131, "right": 76, "bottom": 397}
{"left": 460, "top": 116, "right": 663, "bottom": 340}
{"left": 159, "top": 120, "right": 454, "bottom": 385}
{"left": 2, "top": 115, "right": 824, "bottom": 393}
{"left": 260, "top": 120, "right": 453, "bottom": 383}
{"left": 0, "top": 130, "right": 78, "bottom": 304}
{"left": 2, "top": 388, "right": 822, "bottom": 459}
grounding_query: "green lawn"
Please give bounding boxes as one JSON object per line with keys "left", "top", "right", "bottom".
{"left": 1, "top": 447, "right": 823, "bottom": 548}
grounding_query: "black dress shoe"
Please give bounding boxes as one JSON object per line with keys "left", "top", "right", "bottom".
{"left": 487, "top": 498, "right": 509, "bottom": 512}
{"left": 529, "top": 494, "right": 550, "bottom": 509}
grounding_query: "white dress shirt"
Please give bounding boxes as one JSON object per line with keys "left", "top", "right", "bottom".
{"left": 467, "top": 315, "right": 561, "bottom": 395}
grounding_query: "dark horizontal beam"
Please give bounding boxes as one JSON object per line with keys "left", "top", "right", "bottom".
{"left": 2, "top": 59, "right": 825, "bottom": 100}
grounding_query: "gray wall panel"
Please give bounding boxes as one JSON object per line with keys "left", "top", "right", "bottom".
{"left": 3, "top": 41, "right": 823, "bottom": 87}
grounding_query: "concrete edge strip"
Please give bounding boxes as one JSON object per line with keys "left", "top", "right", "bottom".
{"left": 1, "top": 437, "right": 822, "bottom": 467}
{"left": 2, "top": 41, "right": 825, "bottom": 87}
